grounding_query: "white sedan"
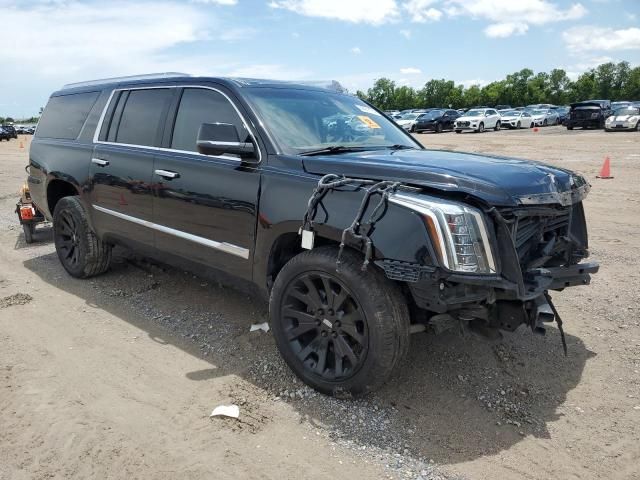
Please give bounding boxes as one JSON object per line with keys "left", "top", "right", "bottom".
{"left": 395, "top": 113, "right": 425, "bottom": 132}
{"left": 454, "top": 108, "right": 501, "bottom": 133}
{"left": 529, "top": 109, "right": 559, "bottom": 126}
{"left": 605, "top": 106, "right": 640, "bottom": 131}
{"left": 499, "top": 110, "right": 534, "bottom": 129}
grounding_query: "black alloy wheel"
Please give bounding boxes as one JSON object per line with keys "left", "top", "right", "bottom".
{"left": 270, "top": 247, "right": 410, "bottom": 396}
{"left": 280, "top": 272, "right": 368, "bottom": 381}
{"left": 56, "top": 209, "right": 82, "bottom": 269}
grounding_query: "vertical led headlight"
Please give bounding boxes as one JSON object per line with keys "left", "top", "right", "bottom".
{"left": 390, "top": 193, "right": 496, "bottom": 274}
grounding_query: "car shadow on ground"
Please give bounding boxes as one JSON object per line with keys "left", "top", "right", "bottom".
{"left": 23, "top": 247, "right": 595, "bottom": 466}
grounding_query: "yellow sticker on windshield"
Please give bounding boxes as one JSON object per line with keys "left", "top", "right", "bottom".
{"left": 357, "top": 115, "right": 381, "bottom": 129}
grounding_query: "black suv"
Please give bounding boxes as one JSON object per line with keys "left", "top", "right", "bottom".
{"left": 1, "top": 124, "right": 18, "bottom": 139}
{"left": 28, "top": 74, "right": 598, "bottom": 396}
{"left": 413, "top": 109, "right": 460, "bottom": 133}
{"left": 0, "top": 127, "right": 11, "bottom": 141}
{"left": 566, "top": 100, "right": 612, "bottom": 130}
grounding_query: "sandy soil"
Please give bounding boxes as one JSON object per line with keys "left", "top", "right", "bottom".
{"left": 1, "top": 127, "right": 639, "bottom": 480}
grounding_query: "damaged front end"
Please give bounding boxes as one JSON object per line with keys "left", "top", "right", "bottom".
{"left": 384, "top": 184, "right": 598, "bottom": 351}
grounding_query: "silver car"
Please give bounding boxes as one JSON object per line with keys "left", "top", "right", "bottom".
{"left": 529, "top": 108, "right": 559, "bottom": 126}
{"left": 605, "top": 106, "right": 640, "bottom": 131}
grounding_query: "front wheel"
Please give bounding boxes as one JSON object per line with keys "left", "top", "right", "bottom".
{"left": 53, "top": 196, "right": 112, "bottom": 278}
{"left": 543, "top": 119, "right": 548, "bottom": 126}
{"left": 494, "top": 121, "right": 501, "bottom": 131}
{"left": 436, "top": 123, "right": 443, "bottom": 133}
{"left": 455, "top": 130, "right": 462, "bottom": 134}
{"left": 517, "top": 121, "right": 521, "bottom": 129}
{"left": 636, "top": 121, "right": 640, "bottom": 131}
{"left": 477, "top": 122, "right": 485, "bottom": 133}
{"left": 270, "top": 247, "right": 410, "bottom": 397}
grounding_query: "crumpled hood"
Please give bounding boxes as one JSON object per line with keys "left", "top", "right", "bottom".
{"left": 302, "top": 149, "right": 588, "bottom": 207}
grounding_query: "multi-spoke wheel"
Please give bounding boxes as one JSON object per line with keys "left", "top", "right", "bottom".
{"left": 270, "top": 246, "right": 410, "bottom": 397}
{"left": 53, "top": 196, "right": 111, "bottom": 278}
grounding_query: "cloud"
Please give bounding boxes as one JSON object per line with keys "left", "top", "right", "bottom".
{"left": 446, "top": 0, "right": 587, "bottom": 37}
{"left": 564, "top": 56, "right": 615, "bottom": 80}
{"left": 268, "top": 0, "right": 400, "bottom": 25}
{"left": 192, "top": 0, "right": 238, "bottom": 4}
{"left": 399, "top": 29, "right": 412, "bottom": 39}
{"left": 400, "top": 67, "right": 422, "bottom": 74}
{"left": 563, "top": 26, "right": 640, "bottom": 53}
{"left": 484, "top": 22, "right": 528, "bottom": 38}
{"left": 350, "top": 47, "right": 362, "bottom": 54}
{"left": 403, "top": 0, "right": 442, "bottom": 22}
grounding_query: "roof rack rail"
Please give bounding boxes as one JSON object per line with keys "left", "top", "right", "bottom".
{"left": 61, "top": 72, "right": 191, "bottom": 90}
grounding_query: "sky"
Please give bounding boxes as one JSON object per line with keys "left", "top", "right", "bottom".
{"left": 1, "top": 0, "right": 639, "bottom": 117}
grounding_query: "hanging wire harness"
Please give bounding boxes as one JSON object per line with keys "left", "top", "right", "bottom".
{"left": 301, "top": 174, "right": 401, "bottom": 270}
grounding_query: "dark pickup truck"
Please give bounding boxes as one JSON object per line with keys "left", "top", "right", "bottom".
{"left": 566, "top": 100, "right": 612, "bottom": 130}
{"left": 27, "top": 74, "right": 598, "bottom": 396}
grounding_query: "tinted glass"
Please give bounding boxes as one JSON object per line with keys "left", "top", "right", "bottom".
{"left": 171, "top": 88, "right": 248, "bottom": 152}
{"left": 36, "top": 91, "right": 100, "bottom": 139}
{"left": 115, "top": 89, "right": 171, "bottom": 146}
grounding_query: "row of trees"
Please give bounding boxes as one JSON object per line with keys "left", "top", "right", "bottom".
{"left": 356, "top": 62, "right": 640, "bottom": 110}
{"left": 0, "top": 116, "right": 40, "bottom": 124}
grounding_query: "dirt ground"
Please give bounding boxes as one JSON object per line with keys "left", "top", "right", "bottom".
{"left": 1, "top": 127, "right": 639, "bottom": 480}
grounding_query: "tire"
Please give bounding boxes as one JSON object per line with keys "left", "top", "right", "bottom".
{"left": 410, "top": 125, "right": 416, "bottom": 133}
{"left": 517, "top": 121, "right": 521, "bottom": 129}
{"left": 477, "top": 122, "right": 484, "bottom": 133}
{"left": 455, "top": 130, "right": 462, "bottom": 134}
{"left": 494, "top": 121, "right": 501, "bottom": 131}
{"left": 23, "top": 223, "right": 35, "bottom": 244}
{"left": 436, "top": 123, "right": 443, "bottom": 133}
{"left": 636, "top": 121, "right": 640, "bottom": 131}
{"left": 270, "top": 246, "right": 410, "bottom": 397}
{"left": 53, "top": 196, "right": 111, "bottom": 278}
{"left": 567, "top": 125, "right": 574, "bottom": 130}
{"left": 543, "top": 119, "right": 548, "bottom": 126}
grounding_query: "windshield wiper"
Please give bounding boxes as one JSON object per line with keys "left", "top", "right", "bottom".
{"left": 299, "top": 146, "right": 371, "bottom": 156}
{"left": 385, "top": 144, "right": 418, "bottom": 150}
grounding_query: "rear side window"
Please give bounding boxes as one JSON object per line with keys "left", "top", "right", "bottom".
{"left": 36, "top": 91, "right": 100, "bottom": 139}
{"left": 114, "top": 89, "right": 172, "bottom": 147}
{"left": 171, "top": 88, "right": 248, "bottom": 152}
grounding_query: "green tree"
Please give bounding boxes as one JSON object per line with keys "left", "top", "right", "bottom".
{"left": 418, "top": 79, "right": 457, "bottom": 108}
{"left": 365, "top": 78, "right": 397, "bottom": 111}
{"left": 548, "top": 69, "right": 571, "bottom": 105}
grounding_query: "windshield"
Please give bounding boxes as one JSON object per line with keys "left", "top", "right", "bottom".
{"left": 531, "top": 109, "right": 547, "bottom": 115}
{"left": 422, "top": 110, "right": 444, "bottom": 119}
{"left": 614, "top": 107, "right": 639, "bottom": 116}
{"left": 244, "top": 87, "right": 418, "bottom": 154}
{"left": 502, "top": 110, "right": 520, "bottom": 116}
{"left": 464, "top": 109, "right": 485, "bottom": 116}
{"left": 401, "top": 113, "right": 420, "bottom": 120}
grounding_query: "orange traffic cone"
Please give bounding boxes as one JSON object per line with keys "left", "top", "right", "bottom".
{"left": 533, "top": 127, "right": 539, "bottom": 133}
{"left": 597, "top": 156, "right": 613, "bottom": 179}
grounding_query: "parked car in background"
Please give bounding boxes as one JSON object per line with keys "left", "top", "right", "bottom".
{"left": 454, "top": 108, "right": 501, "bottom": 133}
{"left": 527, "top": 103, "right": 556, "bottom": 110}
{"left": 1, "top": 125, "right": 18, "bottom": 139}
{"left": 605, "top": 105, "right": 640, "bottom": 131}
{"left": 413, "top": 109, "right": 460, "bottom": 133}
{"left": 566, "top": 100, "right": 612, "bottom": 130}
{"left": 554, "top": 106, "right": 570, "bottom": 125}
{"left": 0, "top": 127, "right": 11, "bottom": 141}
{"left": 26, "top": 126, "right": 36, "bottom": 135}
{"left": 610, "top": 101, "right": 631, "bottom": 111}
{"left": 396, "top": 112, "right": 425, "bottom": 132}
{"left": 495, "top": 104, "right": 511, "bottom": 110}
{"left": 529, "top": 108, "right": 559, "bottom": 126}
{"left": 499, "top": 110, "right": 534, "bottom": 129}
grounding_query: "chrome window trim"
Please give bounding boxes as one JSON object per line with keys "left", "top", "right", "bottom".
{"left": 92, "top": 85, "right": 262, "bottom": 163}
{"left": 93, "top": 205, "right": 250, "bottom": 259}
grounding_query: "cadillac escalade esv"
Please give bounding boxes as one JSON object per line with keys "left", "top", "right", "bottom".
{"left": 28, "top": 73, "right": 598, "bottom": 396}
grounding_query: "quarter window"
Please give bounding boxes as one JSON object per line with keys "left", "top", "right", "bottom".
{"left": 171, "top": 88, "right": 248, "bottom": 153}
{"left": 37, "top": 91, "right": 100, "bottom": 139}
{"left": 114, "top": 89, "right": 172, "bottom": 147}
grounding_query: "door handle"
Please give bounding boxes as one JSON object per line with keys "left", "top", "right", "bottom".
{"left": 91, "top": 158, "right": 109, "bottom": 167}
{"left": 154, "top": 169, "right": 180, "bottom": 180}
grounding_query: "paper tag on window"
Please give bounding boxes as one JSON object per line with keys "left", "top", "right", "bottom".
{"left": 357, "top": 116, "right": 381, "bottom": 129}
{"left": 301, "top": 229, "right": 315, "bottom": 250}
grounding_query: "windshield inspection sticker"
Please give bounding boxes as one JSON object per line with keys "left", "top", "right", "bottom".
{"left": 356, "top": 104, "right": 382, "bottom": 116}
{"left": 357, "top": 115, "right": 382, "bottom": 129}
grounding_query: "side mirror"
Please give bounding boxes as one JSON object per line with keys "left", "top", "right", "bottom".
{"left": 196, "top": 123, "right": 256, "bottom": 159}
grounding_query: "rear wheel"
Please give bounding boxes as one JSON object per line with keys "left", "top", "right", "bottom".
{"left": 53, "top": 196, "right": 112, "bottom": 278}
{"left": 270, "top": 247, "right": 410, "bottom": 397}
